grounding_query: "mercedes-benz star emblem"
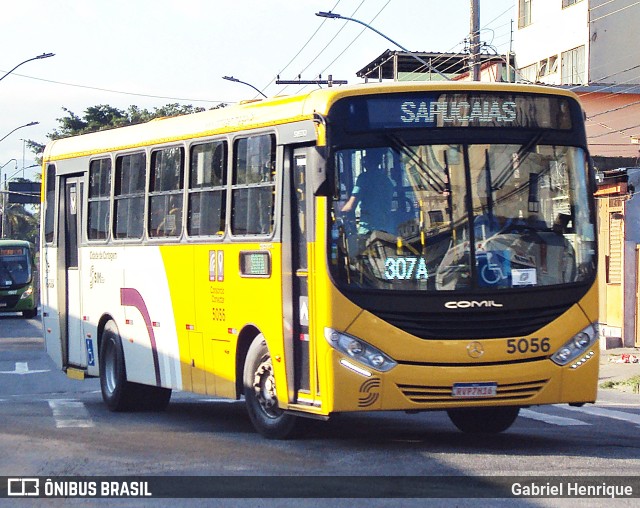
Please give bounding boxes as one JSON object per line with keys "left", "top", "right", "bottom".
{"left": 467, "top": 341, "right": 484, "bottom": 358}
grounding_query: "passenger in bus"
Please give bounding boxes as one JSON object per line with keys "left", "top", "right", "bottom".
{"left": 340, "top": 149, "right": 395, "bottom": 235}
{"left": 155, "top": 196, "right": 181, "bottom": 237}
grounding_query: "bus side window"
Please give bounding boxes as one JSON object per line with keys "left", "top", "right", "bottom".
{"left": 44, "top": 164, "right": 56, "bottom": 244}
{"left": 114, "top": 152, "right": 146, "bottom": 240}
{"left": 188, "top": 140, "right": 227, "bottom": 237}
{"left": 87, "top": 158, "right": 112, "bottom": 241}
{"left": 231, "top": 134, "right": 276, "bottom": 236}
{"left": 148, "top": 146, "right": 184, "bottom": 238}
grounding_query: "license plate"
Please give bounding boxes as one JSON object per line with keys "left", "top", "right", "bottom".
{"left": 452, "top": 382, "right": 497, "bottom": 398}
{"left": 0, "top": 303, "right": 6, "bottom": 307}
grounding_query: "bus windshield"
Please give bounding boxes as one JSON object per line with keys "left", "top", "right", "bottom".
{"left": 0, "top": 247, "right": 32, "bottom": 288}
{"left": 331, "top": 142, "right": 596, "bottom": 291}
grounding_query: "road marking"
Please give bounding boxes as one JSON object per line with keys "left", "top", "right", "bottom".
{"left": 520, "top": 408, "right": 589, "bottom": 426}
{"left": 560, "top": 405, "right": 640, "bottom": 428}
{"left": 0, "top": 362, "right": 50, "bottom": 375}
{"left": 48, "top": 399, "right": 94, "bottom": 428}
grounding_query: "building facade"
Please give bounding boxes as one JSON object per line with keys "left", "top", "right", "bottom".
{"left": 513, "top": 0, "right": 640, "bottom": 158}
{"left": 513, "top": 0, "right": 640, "bottom": 348}
{"left": 596, "top": 168, "right": 640, "bottom": 348}
{"left": 514, "top": 0, "right": 640, "bottom": 87}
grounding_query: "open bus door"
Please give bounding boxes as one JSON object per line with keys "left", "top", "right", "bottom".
{"left": 282, "top": 147, "right": 320, "bottom": 409}
{"left": 58, "top": 174, "right": 86, "bottom": 368}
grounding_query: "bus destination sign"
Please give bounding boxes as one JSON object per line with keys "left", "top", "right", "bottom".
{"left": 345, "top": 93, "right": 573, "bottom": 131}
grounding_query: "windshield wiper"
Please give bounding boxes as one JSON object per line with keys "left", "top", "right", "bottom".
{"left": 492, "top": 132, "right": 544, "bottom": 190}
{"left": 385, "top": 134, "right": 448, "bottom": 193}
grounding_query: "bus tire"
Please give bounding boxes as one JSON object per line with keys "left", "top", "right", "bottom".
{"left": 446, "top": 406, "right": 520, "bottom": 434}
{"left": 243, "top": 335, "right": 297, "bottom": 439}
{"left": 22, "top": 308, "right": 37, "bottom": 319}
{"left": 99, "top": 320, "right": 135, "bottom": 412}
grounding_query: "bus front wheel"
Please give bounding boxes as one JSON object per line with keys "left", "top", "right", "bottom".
{"left": 243, "top": 335, "right": 297, "bottom": 439}
{"left": 447, "top": 406, "right": 520, "bottom": 433}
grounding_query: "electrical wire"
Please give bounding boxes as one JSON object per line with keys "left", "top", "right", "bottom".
{"left": 589, "top": 0, "right": 640, "bottom": 23}
{"left": 258, "top": 0, "right": 342, "bottom": 96}
{"left": 315, "top": 0, "right": 391, "bottom": 85}
{"left": 272, "top": 0, "right": 368, "bottom": 96}
{"left": 588, "top": 120, "right": 640, "bottom": 139}
{"left": 0, "top": 70, "right": 228, "bottom": 104}
{"left": 287, "top": 0, "right": 394, "bottom": 95}
{"left": 399, "top": 4, "right": 514, "bottom": 82}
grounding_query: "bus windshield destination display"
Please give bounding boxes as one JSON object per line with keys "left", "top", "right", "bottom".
{"left": 347, "top": 93, "right": 573, "bottom": 131}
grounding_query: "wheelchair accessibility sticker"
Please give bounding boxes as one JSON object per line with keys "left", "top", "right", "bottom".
{"left": 476, "top": 250, "right": 511, "bottom": 287}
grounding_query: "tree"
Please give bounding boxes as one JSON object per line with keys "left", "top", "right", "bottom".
{"left": 25, "top": 101, "right": 224, "bottom": 164}
{"left": 1, "top": 178, "right": 39, "bottom": 243}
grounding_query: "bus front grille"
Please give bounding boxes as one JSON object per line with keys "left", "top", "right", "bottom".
{"left": 376, "top": 304, "right": 571, "bottom": 339}
{"left": 0, "top": 295, "right": 21, "bottom": 308}
{"left": 397, "top": 379, "right": 548, "bottom": 404}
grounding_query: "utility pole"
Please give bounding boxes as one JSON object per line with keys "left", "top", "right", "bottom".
{"left": 470, "top": 0, "right": 481, "bottom": 81}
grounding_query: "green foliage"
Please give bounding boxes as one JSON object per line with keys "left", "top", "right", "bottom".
{"left": 48, "top": 103, "right": 209, "bottom": 140}
{"left": 599, "top": 375, "right": 640, "bottom": 393}
{"left": 1, "top": 178, "right": 39, "bottom": 243}
{"left": 26, "top": 102, "right": 225, "bottom": 165}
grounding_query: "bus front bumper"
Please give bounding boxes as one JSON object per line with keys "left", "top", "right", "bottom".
{"left": 327, "top": 348, "right": 599, "bottom": 413}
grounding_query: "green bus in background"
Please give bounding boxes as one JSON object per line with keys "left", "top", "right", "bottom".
{"left": 0, "top": 240, "right": 38, "bottom": 318}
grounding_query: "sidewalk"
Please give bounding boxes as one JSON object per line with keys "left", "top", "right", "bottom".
{"left": 598, "top": 347, "right": 640, "bottom": 389}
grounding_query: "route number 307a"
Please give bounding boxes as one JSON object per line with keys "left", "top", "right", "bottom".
{"left": 506, "top": 337, "right": 550, "bottom": 354}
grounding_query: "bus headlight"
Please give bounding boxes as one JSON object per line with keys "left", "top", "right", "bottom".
{"left": 20, "top": 286, "right": 34, "bottom": 299}
{"left": 551, "top": 323, "right": 598, "bottom": 366}
{"left": 324, "top": 328, "right": 397, "bottom": 372}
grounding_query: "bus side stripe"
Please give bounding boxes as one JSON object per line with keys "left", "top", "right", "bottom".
{"left": 120, "top": 288, "right": 162, "bottom": 386}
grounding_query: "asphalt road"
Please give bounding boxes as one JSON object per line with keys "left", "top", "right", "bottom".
{"left": 1, "top": 314, "right": 639, "bottom": 507}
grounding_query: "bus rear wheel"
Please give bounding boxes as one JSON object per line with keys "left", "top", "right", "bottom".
{"left": 100, "top": 320, "right": 135, "bottom": 411}
{"left": 99, "top": 320, "right": 171, "bottom": 412}
{"left": 447, "top": 406, "right": 520, "bottom": 433}
{"left": 243, "top": 335, "right": 297, "bottom": 439}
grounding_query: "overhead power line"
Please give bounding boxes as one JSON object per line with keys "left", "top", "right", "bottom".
{"left": 0, "top": 70, "right": 228, "bottom": 104}
{"left": 278, "top": 0, "right": 370, "bottom": 96}
{"left": 589, "top": 1, "right": 640, "bottom": 23}
{"left": 259, "top": 0, "right": 343, "bottom": 96}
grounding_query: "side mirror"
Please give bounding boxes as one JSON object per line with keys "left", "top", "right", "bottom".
{"left": 309, "top": 145, "right": 331, "bottom": 196}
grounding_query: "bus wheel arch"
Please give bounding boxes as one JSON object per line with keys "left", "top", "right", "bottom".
{"left": 235, "top": 325, "right": 261, "bottom": 399}
{"left": 96, "top": 314, "right": 115, "bottom": 361}
{"left": 243, "top": 333, "right": 297, "bottom": 439}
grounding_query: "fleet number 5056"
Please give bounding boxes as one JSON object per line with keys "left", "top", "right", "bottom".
{"left": 506, "top": 337, "right": 550, "bottom": 354}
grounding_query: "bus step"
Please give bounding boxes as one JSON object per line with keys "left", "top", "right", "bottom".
{"left": 66, "top": 367, "right": 86, "bottom": 380}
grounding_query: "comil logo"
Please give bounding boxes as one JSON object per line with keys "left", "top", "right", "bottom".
{"left": 8, "top": 478, "right": 39, "bottom": 496}
{"left": 444, "top": 300, "right": 504, "bottom": 309}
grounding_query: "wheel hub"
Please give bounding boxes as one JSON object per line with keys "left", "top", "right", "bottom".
{"left": 253, "top": 360, "right": 278, "bottom": 412}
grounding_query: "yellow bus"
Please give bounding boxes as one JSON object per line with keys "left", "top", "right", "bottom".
{"left": 41, "top": 82, "right": 599, "bottom": 438}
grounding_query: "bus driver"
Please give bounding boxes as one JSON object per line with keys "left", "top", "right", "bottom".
{"left": 340, "top": 149, "right": 395, "bottom": 235}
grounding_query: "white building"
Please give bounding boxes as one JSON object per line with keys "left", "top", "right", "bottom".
{"left": 513, "top": 1, "right": 640, "bottom": 348}
{"left": 514, "top": 0, "right": 640, "bottom": 86}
